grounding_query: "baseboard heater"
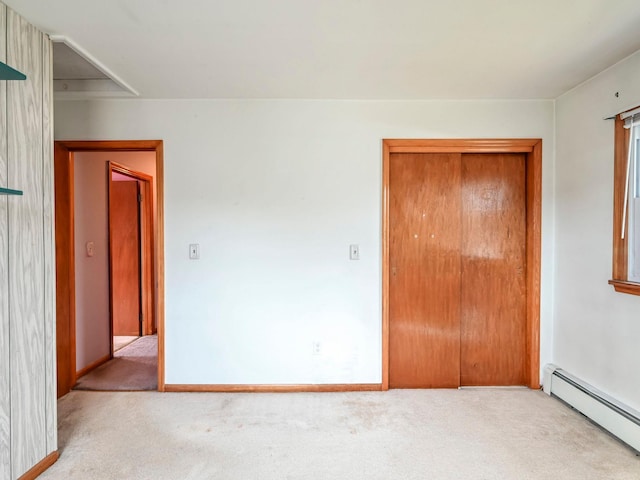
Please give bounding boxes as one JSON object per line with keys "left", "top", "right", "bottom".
{"left": 543, "top": 364, "right": 640, "bottom": 452}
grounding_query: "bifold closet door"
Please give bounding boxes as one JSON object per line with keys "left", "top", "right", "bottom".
{"left": 389, "top": 153, "right": 462, "bottom": 388}
{"left": 460, "top": 153, "right": 526, "bottom": 386}
{"left": 388, "top": 152, "right": 527, "bottom": 388}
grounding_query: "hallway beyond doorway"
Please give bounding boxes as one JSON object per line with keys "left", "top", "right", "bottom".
{"left": 74, "top": 335, "right": 158, "bottom": 391}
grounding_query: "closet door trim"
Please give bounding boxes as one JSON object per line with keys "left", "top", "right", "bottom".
{"left": 382, "top": 139, "right": 542, "bottom": 390}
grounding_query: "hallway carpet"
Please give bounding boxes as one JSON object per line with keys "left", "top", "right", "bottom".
{"left": 42, "top": 389, "right": 638, "bottom": 479}
{"left": 74, "top": 335, "right": 157, "bottom": 391}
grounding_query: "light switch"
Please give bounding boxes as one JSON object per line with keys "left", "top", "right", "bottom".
{"left": 86, "top": 241, "right": 95, "bottom": 257}
{"left": 349, "top": 244, "right": 360, "bottom": 260}
{"left": 189, "top": 244, "right": 200, "bottom": 260}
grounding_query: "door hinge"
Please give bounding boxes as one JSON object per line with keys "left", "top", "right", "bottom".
{"left": 138, "top": 193, "right": 142, "bottom": 203}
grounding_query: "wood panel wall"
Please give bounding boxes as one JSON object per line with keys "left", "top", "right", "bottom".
{"left": 9, "top": 10, "right": 46, "bottom": 474}
{"left": 0, "top": 3, "right": 57, "bottom": 478}
{"left": 0, "top": 7, "right": 10, "bottom": 480}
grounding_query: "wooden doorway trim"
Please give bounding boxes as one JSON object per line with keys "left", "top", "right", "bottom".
{"left": 381, "top": 139, "right": 542, "bottom": 390}
{"left": 54, "top": 143, "right": 76, "bottom": 397}
{"left": 108, "top": 161, "right": 155, "bottom": 344}
{"left": 54, "top": 140, "right": 166, "bottom": 395}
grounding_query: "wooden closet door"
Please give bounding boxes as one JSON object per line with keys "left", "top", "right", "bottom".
{"left": 389, "top": 153, "right": 462, "bottom": 388}
{"left": 110, "top": 181, "right": 141, "bottom": 337}
{"left": 460, "top": 153, "right": 526, "bottom": 386}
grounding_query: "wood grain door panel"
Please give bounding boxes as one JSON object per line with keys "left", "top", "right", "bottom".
{"left": 460, "top": 153, "right": 526, "bottom": 385}
{"left": 389, "top": 153, "right": 462, "bottom": 388}
{"left": 388, "top": 151, "right": 527, "bottom": 388}
{"left": 110, "top": 181, "right": 141, "bottom": 337}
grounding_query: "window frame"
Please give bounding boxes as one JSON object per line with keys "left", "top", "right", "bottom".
{"left": 609, "top": 112, "right": 640, "bottom": 295}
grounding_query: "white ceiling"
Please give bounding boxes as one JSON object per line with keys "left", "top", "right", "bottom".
{"left": 6, "top": 0, "right": 640, "bottom": 99}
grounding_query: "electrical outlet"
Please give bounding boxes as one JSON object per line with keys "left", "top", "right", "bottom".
{"left": 312, "top": 341, "right": 321, "bottom": 355}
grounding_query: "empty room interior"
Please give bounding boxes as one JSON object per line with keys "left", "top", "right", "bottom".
{"left": 1, "top": 0, "right": 640, "bottom": 479}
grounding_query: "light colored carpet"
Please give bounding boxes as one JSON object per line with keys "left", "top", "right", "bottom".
{"left": 42, "top": 389, "right": 638, "bottom": 479}
{"left": 114, "top": 336, "right": 139, "bottom": 352}
{"left": 74, "top": 335, "right": 157, "bottom": 391}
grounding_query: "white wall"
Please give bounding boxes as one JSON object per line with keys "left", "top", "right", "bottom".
{"left": 555, "top": 50, "right": 640, "bottom": 411}
{"left": 73, "top": 151, "right": 156, "bottom": 372}
{"left": 55, "top": 99, "right": 555, "bottom": 385}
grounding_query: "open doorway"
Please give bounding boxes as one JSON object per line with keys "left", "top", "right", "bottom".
{"left": 109, "top": 162, "right": 155, "bottom": 355}
{"left": 68, "top": 161, "right": 159, "bottom": 391}
{"left": 54, "top": 141, "right": 165, "bottom": 396}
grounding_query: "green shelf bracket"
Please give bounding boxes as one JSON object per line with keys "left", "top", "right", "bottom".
{"left": 0, "top": 187, "right": 23, "bottom": 195}
{"left": 0, "top": 61, "right": 26, "bottom": 80}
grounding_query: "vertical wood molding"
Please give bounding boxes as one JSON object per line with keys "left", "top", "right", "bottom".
{"left": 381, "top": 140, "right": 390, "bottom": 390}
{"left": 41, "top": 34, "right": 57, "bottom": 455}
{"left": 8, "top": 8, "right": 47, "bottom": 477}
{"left": 382, "top": 139, "right": 542, "bottom": 390}
{"left": 525, "top": 140, "right": 542, "bottom": 389}
{"left": 54, "top": 144, "right": 76, "bottom": 397}
{"left": 612, "top": 115, "right": 629, "bottom": 280}
{"left": 156, "top": 143, "right": 166, "bottom": 391}
{"left": 0, "top": 5, "right": 11, "bottom": 480}
{"left": 144, "top": 178, "right": 155, "bottom": 335}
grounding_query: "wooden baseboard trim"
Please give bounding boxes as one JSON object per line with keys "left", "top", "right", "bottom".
{"left": 18, "top": 450, "right": 59, "bottom": 480}
{"left": 164, "top": 383, "right": 383, "bottom": 393}
{"left": 76, "top": 354, "right": 111, "bottom": 379}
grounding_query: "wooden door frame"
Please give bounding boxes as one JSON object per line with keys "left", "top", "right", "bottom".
{"left": 54, "top": 140, "right": 165, "bottom": 396}
{"left": 108, "top": 162, "right": 155, "bottom": 348}
{"left": 382, "top": 139, "right": 542, "bottom": 390}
